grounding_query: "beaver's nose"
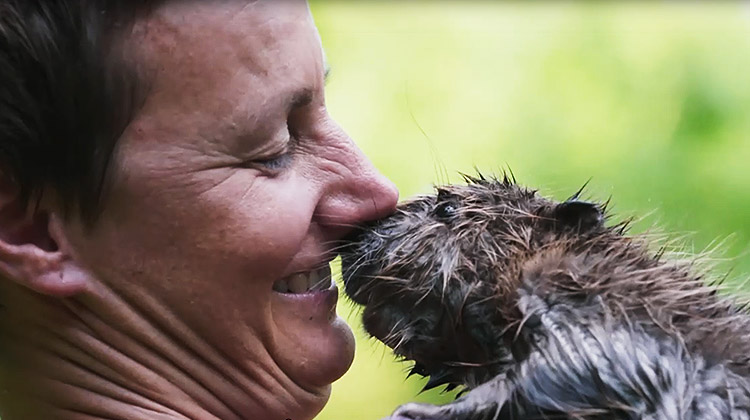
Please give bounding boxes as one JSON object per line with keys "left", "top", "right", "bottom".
{"left": 339, "top": 218, "right": 402, "bottom": 304}
{"left": 338, "top": 224, "right": 374, "bottom": 261}
{"left": 339, "top": 219, "right": 395, "bottom": 257}
{"left": 339, "top": 227, "right": 378, "bottom": 305}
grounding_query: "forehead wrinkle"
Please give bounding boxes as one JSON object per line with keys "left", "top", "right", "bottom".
{"left": 122, "top": 0, "right": 326, "bottom": 163}
{"left": 126, "top": 10, "right": 282, "bottom": 139}
{"left": 128, "top": 2, "right": 275, "bottom": 99}
{"left": 231, "top": 0, "right": 262, "bottom": 17}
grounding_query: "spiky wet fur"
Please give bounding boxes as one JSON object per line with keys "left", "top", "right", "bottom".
{"left": 341, "top": 174, "right": 750, "bottom": 419}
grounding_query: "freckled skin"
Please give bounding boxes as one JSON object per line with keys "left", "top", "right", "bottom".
{"left": 0, "top": 1, "right": 398, "bottom": 419}
{"left": 76, "top": 2, "right": 398, "bottom": 417}
{"left": 343, "top": 175, "right": 750, "bottom": 419}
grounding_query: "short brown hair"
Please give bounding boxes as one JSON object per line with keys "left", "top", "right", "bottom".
{"left": 0, "top": 0, "right": 158, "bottom": 224}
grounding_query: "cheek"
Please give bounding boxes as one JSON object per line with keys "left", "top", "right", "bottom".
{"left": 69, "top": 169, "right": 323, "bottom": 357}
{"left": 211, "top": 174, "right": 316, "bottom": 274}
{"left": 82, "top": 168, "right": 319, "bottom": 297}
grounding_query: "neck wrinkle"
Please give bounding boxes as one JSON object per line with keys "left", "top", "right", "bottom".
{"left": 0, "top": 279, "right": 308, "bottom": 420}
{"left": 83, "top": 278, "right": 325, "bottom": 418}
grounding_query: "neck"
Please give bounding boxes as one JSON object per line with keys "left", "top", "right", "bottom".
{"left": 0, "top": 280, "right": 326, "bottom": 420}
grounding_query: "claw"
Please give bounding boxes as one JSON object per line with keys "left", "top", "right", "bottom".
{"left": 421, "top": 369, "right": 452, "bottom": 392}
{"left": 443, "top": 383, "right": 458, "bottom": 393}
{"left": 409, "top": 362, "right": 429, "bottom": 378}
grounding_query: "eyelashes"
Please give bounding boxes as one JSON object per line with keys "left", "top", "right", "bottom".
{"left": 250, "top": 125, "right": 297, "bottom": 172}
{"left": 245, "top": 114, "right": 304, "bottom": 173}
{"left": 255, "top": 151, "right": 293, "bottom": 171}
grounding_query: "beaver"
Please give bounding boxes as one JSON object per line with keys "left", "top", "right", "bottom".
{"left": 340, "top": 173, "right": 750, "bottom": 420}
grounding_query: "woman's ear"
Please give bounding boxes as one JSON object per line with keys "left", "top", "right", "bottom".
{"left": 0, "top": 183, "right": 88, "bottom": 297}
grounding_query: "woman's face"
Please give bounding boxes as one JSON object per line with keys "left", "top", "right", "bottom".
{"left": 61, "top": 1, "right": 398, "bottom": 418}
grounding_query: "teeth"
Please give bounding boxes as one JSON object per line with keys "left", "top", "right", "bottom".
{"left": 272, "top": 278, "right": 288, "bottom": 293}
{"left": 273, "top": 264, "right": 333, "bottom": 294}
{"left": 288, "top": 273, "right": 309, "bottom": 294}
{"left": 311, "top": 266, "right": 332, "bottom": 291}
{"left": 307, "top": 270, "right": 321, "bottom": 290}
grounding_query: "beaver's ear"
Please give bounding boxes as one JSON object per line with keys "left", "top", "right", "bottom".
{"left": 552, "top": 200, "right": 603, "bottom": 232}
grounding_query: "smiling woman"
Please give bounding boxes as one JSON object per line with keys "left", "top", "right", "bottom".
{"left": 0, "top": 1, "right": 397, "bottom": 419}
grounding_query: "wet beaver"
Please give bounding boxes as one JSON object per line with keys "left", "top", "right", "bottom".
{"left": 341, "top": 174, "right": 750, "bottom": 420}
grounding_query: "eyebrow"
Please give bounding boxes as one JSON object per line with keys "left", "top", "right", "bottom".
{"left": 288, "top": 60, "right": 330, "bottom": 110}
{"left": 322, "top": 47, "right": 331, "bottom": 84}
{"left": 291, "top": 88, "right": 314, "bottom": 109}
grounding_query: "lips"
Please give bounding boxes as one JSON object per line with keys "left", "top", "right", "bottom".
{"left": 273, "top": 264, "right": 333, "bottom": 294}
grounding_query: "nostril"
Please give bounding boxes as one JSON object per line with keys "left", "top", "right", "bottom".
{"left": 341, "top": 218, "right": 395, "bottom": 249}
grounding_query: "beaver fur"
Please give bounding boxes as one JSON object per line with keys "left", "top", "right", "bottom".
{"left": 341, "top": 174, "right": 750, "bottom": 419}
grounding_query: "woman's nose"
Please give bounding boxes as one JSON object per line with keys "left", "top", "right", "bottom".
{"left": 313, "top": 144, "right": 399, "bottom": 231}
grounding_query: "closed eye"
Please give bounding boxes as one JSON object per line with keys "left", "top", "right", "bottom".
{"left": 254, "top": 152, "right": 292, "bottom": 171}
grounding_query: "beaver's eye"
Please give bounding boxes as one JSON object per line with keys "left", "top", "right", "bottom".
{"left": 434, "top": 202, "right": 457, "bottom": 220}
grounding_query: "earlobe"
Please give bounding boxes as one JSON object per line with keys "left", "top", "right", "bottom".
{"left": 0, "top": 198, "right": 88, "bottom": 298}
{"left": 0, "top": 243, "right": 87, "bottom": 297}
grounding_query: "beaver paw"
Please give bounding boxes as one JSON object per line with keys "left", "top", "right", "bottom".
{"left": 392, "top": 402, "right": 456, "bottom": 420}
{"left": 392, "top": 374, "right": 509, "bottom": 420}
{"left": 392, "top": 401, "right": 501, "bottom": 420}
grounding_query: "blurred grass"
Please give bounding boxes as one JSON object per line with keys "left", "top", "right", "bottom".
{"left": 310, "top": 2, "right": 750, "bottom": 419}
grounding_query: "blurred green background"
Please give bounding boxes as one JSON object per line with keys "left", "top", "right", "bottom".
{"left": 310, "top": 2, "right": 750, "bottom": 419}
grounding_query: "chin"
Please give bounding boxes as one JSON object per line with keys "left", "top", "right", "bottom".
{"left": 271, "top": 299, "right": 356, "bottom": 391}
{"left": 316, "top": 316, "right": 356, "bottom": 383}
{"left": 296, "top": 316, "right": 356, "bottom": 389}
